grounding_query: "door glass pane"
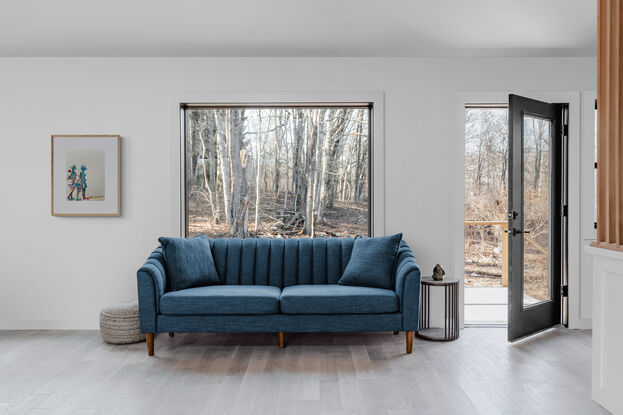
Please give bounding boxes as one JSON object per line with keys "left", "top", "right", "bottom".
{"left": 522, "top": 116, "right": 551, "bottom": 307}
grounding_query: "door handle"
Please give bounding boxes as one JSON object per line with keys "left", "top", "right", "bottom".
{"left": 504, "top": 228, "right": 530, "bottom": 236}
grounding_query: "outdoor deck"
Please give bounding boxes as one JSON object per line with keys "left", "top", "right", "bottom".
{"left": 465, "top": 287, "right": 541, "bottom": 325}
{"left": 465, "top": 287, "right": 508, "bottom": 325}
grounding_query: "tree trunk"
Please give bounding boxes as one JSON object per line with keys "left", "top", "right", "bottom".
{"left": 292, "top": 110, "right": 306, "bottom": 214}
{"left": 254, "top": 112, "right": 263, "bottom": 233}
{"left": 228, "top": 109, "right": 250, "bottom": 237}
{"left": 353, "top": 110, "right": 364, "bottom": 204}
{"left": 316, "top": 109, "right": 332, "bottom": 221}
{"left": 198, "top": 129, "right": 218, "bottom": 221}
{"left": 214, "top": 111, "right": 233, "bottom": 229}
{"left": 325, "top": 120, "right": 345, "bottom": 208}
{"left": 208, "top": 116, "right": 220, "bottom": 221}
{"left": 283, "top": 116, "right": 290, "bottom": 215}
{"left": 272, "top": 110, "right": 281, "bottom": 197}
{"left": 533, "top": 119, "right": 543, "bottom": 191}
{"left": 304, "top": 110, "right": 320, "bottom": 235}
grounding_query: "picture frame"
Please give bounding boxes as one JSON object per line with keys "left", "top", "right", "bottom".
{"left": 51, "top": 135, "right": 121, "bottom": 216}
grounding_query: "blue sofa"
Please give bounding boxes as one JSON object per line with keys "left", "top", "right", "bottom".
{"left": 137, "top": 237, "right": 421, "bottom": 355}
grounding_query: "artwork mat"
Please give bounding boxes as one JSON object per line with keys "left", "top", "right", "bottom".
{"left": 51, "top": 135, "right": 121, "bottom": 216}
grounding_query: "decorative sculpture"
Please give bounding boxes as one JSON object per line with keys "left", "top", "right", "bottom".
{"left": 431, "top": 264, "right": 445, "bottom": 281}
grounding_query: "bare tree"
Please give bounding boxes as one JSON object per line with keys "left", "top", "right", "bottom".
{"left": 213, "top": 110, "right": 233, "bottom": 229}
{"left": 254, "top": 111, "right": 263, "bottom": 232}
{"left": 228, "top": 109, "right": 250, "bottom": 237}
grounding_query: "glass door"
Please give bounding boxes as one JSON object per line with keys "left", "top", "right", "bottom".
{"left": 507, "top": 94, "right": 566, "bottom": 342}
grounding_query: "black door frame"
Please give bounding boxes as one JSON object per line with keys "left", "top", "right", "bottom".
{"left": 507, "top": 94, "right": 567, "bottom": 342}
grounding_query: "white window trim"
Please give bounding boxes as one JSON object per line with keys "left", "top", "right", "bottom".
{"left": 579, "top": 90, "right": 597, "bottom": 328}
{"left": 169, "top": 91, "right": 385, "bottom": 238}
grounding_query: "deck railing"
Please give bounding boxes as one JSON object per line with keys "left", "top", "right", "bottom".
{"left": 464, "top": 221, "right": 508, "bottom": 287}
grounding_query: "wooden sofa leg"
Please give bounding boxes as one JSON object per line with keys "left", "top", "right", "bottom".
{"left": 278, "top": 332, "right": 285, "bottom": 348}
{"left": 406, "top": 331, "right": 414, "bottom": 354}
{"left": 146, "top": 333, "right": 154, "bottom": 356}
{"left": 394, "top": 331, "right": 399, "bottom": 335}
{"left": 169, "top": 332, "right": 174, "bottom": 337}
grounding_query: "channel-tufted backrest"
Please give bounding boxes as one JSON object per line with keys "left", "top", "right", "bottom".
{"left": 207, "top": 238, "right": 356, "bottom": 288}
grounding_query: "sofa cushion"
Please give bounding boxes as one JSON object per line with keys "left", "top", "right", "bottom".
{"left": 280, "top": 284, "right": 399, "bottom": 314}
{"left": 160, "top": 285, "right": 281, "bottom": 315}
{"left": 338, "top": 233, "right": 402, "bottom": 290}
{"left": 158, "top": 234, "right": 221, "bottom": 291}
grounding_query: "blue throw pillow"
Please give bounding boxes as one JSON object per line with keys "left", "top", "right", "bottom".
{"left": 338, "top": 233, "right": 403, "bottom": 290}
{"left": 158, "top": 234, "right": 221, "bottom": 291}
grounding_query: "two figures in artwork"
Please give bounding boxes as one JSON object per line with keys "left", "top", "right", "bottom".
{"left": 66, "top": 164, "right": 88, "bottom": 201}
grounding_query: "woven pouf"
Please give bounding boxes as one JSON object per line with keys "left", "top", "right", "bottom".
{"left": 99, "top": 301, "right": 145, "bottom": 344}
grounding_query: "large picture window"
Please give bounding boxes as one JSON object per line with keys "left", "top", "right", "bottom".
{"left": 183, "top": 105, "right": 371, "bottom": 238}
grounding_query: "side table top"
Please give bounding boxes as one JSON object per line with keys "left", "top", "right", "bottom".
{"left": 421, "top": 276, "right": 459, "bottom": 286}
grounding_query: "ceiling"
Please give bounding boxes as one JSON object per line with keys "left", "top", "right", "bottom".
{"left": 0, "top": 0, "right": 596, "bottom": 57}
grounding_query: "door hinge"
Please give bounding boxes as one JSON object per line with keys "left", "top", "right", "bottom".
{"left": 561, "top": 104, "right": 569, "bottom": 137}
{"left": 561, "top": 285, "right": 568, "bottom": 297}
{"left": 561, "top": 205, "right": 568, "bottom": 217}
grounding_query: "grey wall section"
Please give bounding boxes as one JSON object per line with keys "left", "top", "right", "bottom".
{"left": 0, "top": 57, "right": 595, "bottom": 329}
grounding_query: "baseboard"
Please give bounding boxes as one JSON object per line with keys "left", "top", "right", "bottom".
{"left": 569, "top": 318, "right": 592, "bottom": 330}
{"left": 427, "top": 318, "right": 458, "bottom": 329}
{"left": 0, "top": 318, "right": 99, "bottom": 330}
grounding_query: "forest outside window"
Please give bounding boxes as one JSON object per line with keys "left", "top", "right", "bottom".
{"left": 183, "top": 105, "right": 371, "bottom": 238}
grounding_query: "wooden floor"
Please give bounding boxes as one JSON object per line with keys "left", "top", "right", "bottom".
{"left": 0, "top": 328, "right": 609, "bottom": 415}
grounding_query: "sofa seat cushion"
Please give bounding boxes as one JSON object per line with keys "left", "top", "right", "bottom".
{"left": 160, "top": 285, "right": 281, "bottom": 315}
{"left": 280, "top": 284, "right": 398, "bottom": 315}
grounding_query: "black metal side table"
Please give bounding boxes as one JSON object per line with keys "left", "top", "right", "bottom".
{"left": 417, "top": 277, "right": 459, "bottom": 341}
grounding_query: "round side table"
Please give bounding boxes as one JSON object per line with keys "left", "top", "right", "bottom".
{"left": 417, "top": 277, "right": 459, "bottom": 341}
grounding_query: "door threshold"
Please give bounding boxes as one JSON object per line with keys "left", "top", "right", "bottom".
{"left": 464, "top": 323, "right": 508, "bottom": 328}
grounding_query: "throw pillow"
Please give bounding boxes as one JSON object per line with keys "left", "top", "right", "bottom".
{"left": 158, "top": 234, "right": 221, "bottom": 291}
{"left": 338, "top": 233, "right": 403, "bottom": 290}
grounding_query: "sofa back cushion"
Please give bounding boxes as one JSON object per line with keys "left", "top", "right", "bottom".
{"left": 208, "top": 238, "right": 357, "bottom": 288}
{"left": 337, "top": 233, "right": 402, "bottom": 290}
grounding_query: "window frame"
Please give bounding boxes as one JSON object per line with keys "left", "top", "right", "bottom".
{"left": 179, "top": 102, "right": 375, "bottom": 238}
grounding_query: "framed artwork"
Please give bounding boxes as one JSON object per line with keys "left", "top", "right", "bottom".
{"left": 51, "top": 135, "right": 121, "bottom": 216}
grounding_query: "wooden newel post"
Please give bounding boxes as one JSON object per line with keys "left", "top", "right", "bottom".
{"left": 502, "top": 223, "right": 509, "bottom": 287}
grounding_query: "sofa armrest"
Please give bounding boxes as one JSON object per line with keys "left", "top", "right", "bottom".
{"left": 136, "top": 246, "right": 167, "bottom": 333}
{"left": 394, "top": 241, "right": 422, "bottom": 331}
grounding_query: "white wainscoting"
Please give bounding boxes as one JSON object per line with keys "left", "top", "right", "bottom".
{"left": 586, "top": 245, "right": 623, "bottom": 414}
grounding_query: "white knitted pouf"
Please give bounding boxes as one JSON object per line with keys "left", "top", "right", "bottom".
{"left": 99, "top": 301, "right": 145, "bottom": 344}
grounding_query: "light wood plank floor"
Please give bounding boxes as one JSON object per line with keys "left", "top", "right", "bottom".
{"left": 0, "top": 328, "right": 609, "bottom": 414}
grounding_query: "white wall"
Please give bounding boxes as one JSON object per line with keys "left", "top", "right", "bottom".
{"left": 0, "top": 57, "right": 595, "bottom": 329}
{"left": 586, "top": 246, "right": 623, "bottom": 414}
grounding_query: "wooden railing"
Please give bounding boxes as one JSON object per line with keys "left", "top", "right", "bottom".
{"left": 465, "top": 221, "right": 508, "bottom": 287}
